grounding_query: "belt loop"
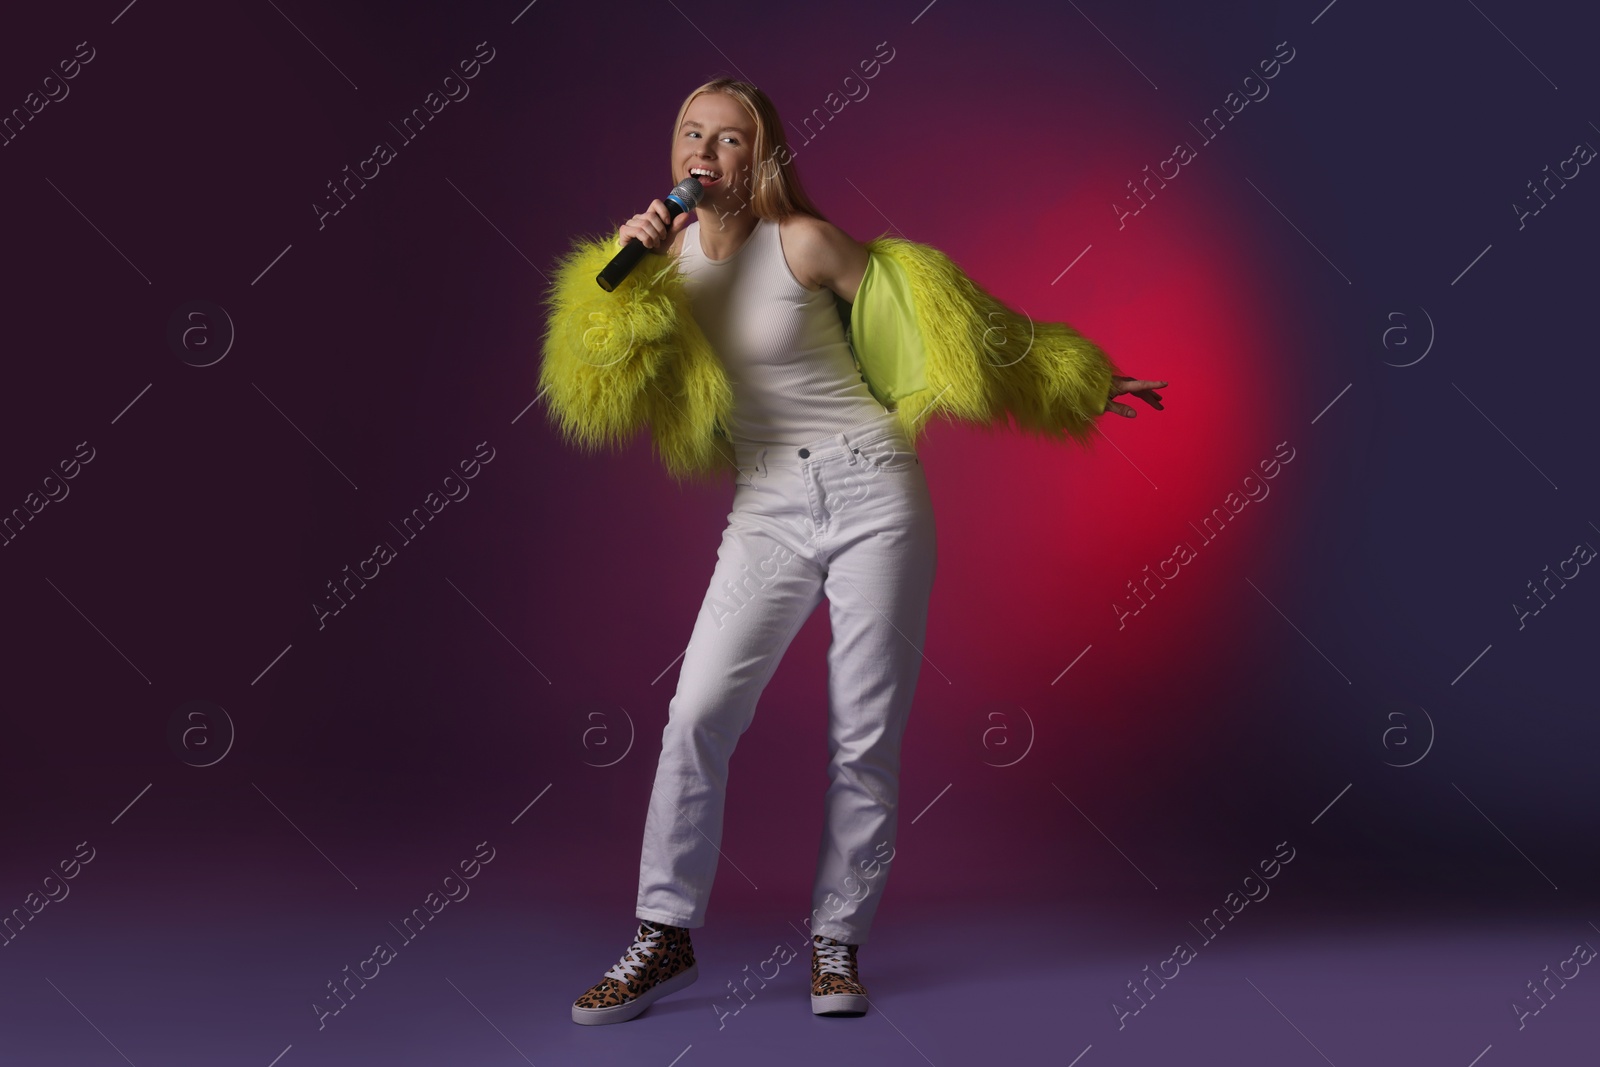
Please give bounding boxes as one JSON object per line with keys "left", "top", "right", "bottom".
{"left": 838, "top": 430, "right": 859, "bottom": 466}
{"left": 756, "top": 447, "right": 769, "bottom": 478}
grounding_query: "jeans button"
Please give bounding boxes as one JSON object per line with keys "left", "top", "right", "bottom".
{"left": 798, "top": 447, "right": 810, "bottom": 458}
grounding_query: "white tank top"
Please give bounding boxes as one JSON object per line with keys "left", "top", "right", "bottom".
{"left": 675, "top": 215, "right": 888, "bottom": 447}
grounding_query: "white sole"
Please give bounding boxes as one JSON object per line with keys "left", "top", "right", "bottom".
{"left": 571, "top": 962, "right": 699, "bottom": 1025}
{"left": 811, "top": 991, "right": 868, "bottom": 1015}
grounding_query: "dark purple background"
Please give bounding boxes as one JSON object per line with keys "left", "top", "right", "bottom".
{"left": 2, "top": 0, "right": 1596, "bottom": 1063}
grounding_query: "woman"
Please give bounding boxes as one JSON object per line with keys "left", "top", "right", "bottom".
{"left": 543, "top": 79, "right": 1166, "bottom": 1026}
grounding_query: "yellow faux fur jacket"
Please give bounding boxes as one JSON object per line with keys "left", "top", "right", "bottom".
{"left": 537, "top": 222, "right": 1124, "bottom": 484}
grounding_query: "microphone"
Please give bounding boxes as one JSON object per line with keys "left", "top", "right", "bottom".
{"left": 595, "top": 176, "right": 705, "bottom": 292}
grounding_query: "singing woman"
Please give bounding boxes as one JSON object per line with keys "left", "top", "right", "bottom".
{"left": 539, "top": 78, "right": 1167, "bottom": 1025}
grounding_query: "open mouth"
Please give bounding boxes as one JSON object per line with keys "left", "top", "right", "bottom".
{"left": 689, "top": 168, "right": 723, "bottom": 187}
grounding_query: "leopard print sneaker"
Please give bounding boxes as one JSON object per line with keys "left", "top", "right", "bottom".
{"left": 810, "top": 934, "right": 869, "bottom": 1016}
{"left": 571, "top": 919, "right": 699, "bottom": 1025}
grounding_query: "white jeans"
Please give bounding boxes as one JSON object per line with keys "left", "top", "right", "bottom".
{"left": 635, "top": 410, "right": 937, "bottom": 945}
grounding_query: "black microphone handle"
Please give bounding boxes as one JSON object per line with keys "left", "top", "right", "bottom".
{"left": 595, "top": 185, "right": 698, "bottom": 292}
{"left": 596, "top": 236, "right": 650, "bottom": 293}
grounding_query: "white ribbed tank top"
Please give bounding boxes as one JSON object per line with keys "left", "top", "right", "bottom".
{"left": 675, "top": 216, "right": 888, "bottom": 448}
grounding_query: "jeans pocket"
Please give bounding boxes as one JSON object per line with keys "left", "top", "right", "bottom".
{"left": 857, "top": 439, "right": 920, "bottom": 472}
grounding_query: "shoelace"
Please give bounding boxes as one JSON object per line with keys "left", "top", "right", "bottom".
{"left": 605, "top": 924, "right": 663, "bottom": 983}
{"left": 814, "top": 937, "right": 856, "bottom": 978}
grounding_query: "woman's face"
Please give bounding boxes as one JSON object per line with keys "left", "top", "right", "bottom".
{"left": 675, "top": 92, "right": 755, "bottom": 208}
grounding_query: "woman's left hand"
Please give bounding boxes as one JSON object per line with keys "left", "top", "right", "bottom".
{"left": 1105, "top": 375, "right": 1167, "bottom": 418}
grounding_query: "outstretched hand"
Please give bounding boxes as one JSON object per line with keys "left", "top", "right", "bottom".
{"left": 1105, "top": 375, "right": 1167, "bottom": 418}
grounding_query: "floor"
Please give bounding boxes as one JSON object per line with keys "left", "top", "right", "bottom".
{"left": 5, "top": 893, "right": 1591, "bottom": 1066}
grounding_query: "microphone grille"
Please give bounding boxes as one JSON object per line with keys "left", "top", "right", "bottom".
{"left": 669, "top": 175, "right": 705, "bottom": 209}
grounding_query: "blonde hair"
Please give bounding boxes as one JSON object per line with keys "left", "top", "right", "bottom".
{"left": 669, "top": 79, "right": 828, "bottom": 224}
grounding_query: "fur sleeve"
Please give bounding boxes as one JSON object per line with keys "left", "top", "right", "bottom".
{"left": 537, "top": 230, "right": 687, "bottom": 456}
{"left": 536, "top": 229, "right": 735, "bottom": 484}
{"left": 857, "top": 238, "right": 1123, "bottom": 449}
